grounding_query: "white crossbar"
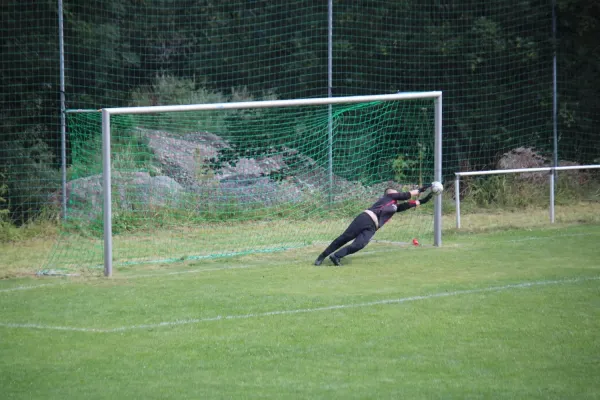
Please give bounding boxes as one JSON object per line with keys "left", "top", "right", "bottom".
{"left": 105, "top": 92, "right": 442, "bottom": 115}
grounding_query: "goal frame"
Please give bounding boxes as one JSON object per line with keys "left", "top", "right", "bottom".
{"left": 101, "top": 92, "right": 443, "bottom": 276}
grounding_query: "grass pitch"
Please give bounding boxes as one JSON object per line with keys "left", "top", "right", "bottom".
{"left": 1, "top": 224, "right": 599, "bottom": 399}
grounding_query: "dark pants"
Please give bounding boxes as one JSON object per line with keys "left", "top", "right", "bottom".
{"left": 320, "top": 212, "right": 377, "bottom": 259}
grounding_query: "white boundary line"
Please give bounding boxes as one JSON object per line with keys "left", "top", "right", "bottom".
{"left": 0, "top": 276, "right": 597, "bottom": 333}
{"left": 0, "top": 283, "right": 66, "bottom": 293}
{"left": 506, "top": 232, "right": 598, "bottom": 242}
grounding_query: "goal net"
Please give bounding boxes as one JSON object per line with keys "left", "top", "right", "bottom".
{"left": 45, "top": 93, "right": 442, "bottom": 276}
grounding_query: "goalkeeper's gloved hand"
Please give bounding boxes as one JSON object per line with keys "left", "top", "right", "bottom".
{"left": 418, "top": 184, "right": 432, "bottom": 193}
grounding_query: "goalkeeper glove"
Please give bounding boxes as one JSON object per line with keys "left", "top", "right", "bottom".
{"left": 418, "top": 184, "right": 432, "bottom": 193}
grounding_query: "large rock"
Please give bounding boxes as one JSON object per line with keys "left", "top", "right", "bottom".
{"left": 63, "top": 172, "right": 184, "bottom": 219}
{"left": 60, "top": 130, "right": 372, "bottom": 219}
{"left": 496, "top": 147, "right": 590, "bottom": 184}
{"left": 496, "top": 147, "right": 548, "bottom": 170}
{"left": 218, "top": 175, "right": 303, "bottom": 205}
{"left": 143, "top": 130, "right": 350, "bottom": 203}
{"left": 145, "top": 130, "right": 230, "bottom": 190}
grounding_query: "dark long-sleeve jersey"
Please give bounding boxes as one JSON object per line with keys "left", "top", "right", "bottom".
{"left": 366, "top": 191, "right": 433, "bottom": 228}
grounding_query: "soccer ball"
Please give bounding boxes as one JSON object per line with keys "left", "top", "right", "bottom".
{"left": 431, "top": 181, "right": 444, "bottom": 195}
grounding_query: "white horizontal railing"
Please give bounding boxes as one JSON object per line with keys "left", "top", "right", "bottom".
{"left": 454, "top": 165, "right": 600, "bottom": 229}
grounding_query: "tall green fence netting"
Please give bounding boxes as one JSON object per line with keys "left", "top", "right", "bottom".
{"left": 1, "top": 1, "right": 599, "bottom": 273}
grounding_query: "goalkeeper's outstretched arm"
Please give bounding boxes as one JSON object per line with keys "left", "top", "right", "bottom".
{"left": 395, "top": 192, "right": 434, "bottom": 213}
{"left": 418, "top": 192, "right": 434, "bottom": 204}
{"left": 386, "top": 189, "right": 419, "bottom": 201}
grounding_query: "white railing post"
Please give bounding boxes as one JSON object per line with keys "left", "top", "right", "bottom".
{"left": 455, "top": 175, "right": 461, "bottom": 229}
{"left": 549, "top": 169, "right": 555, "bottom": 223}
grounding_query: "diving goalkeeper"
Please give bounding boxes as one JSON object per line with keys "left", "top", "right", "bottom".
{"left": 313, "top": 186, "right": 434, "bottom": 266}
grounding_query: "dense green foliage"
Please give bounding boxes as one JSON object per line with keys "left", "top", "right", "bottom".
{"left": 0, "top": 0, "right": 599, "bottom": 226}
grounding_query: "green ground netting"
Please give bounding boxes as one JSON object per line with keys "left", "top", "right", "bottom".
{"left": 44, "top": 99, "right": 437, "bottom": 272}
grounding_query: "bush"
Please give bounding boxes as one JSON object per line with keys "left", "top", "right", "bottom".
{"left": 129, "top": 75, "right": 279, "bottom": 146}
{"left": 129, "top": 75, "right": 229, "bottom": 132}
{"left": 0, "top": 172, "right": 10, "bottom": 237}
{"left": 0, "top": 137, "right": 60, "bottom": 225}
{"left": 0, "top": 171, "right": 58, "bottom": 242}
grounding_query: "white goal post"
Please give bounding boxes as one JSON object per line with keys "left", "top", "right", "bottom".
{"left": 101, "top": 92, "right": 443, "bottom": 277}
{"left": 454, "top": 165, "right": 600, "bottom": 229}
